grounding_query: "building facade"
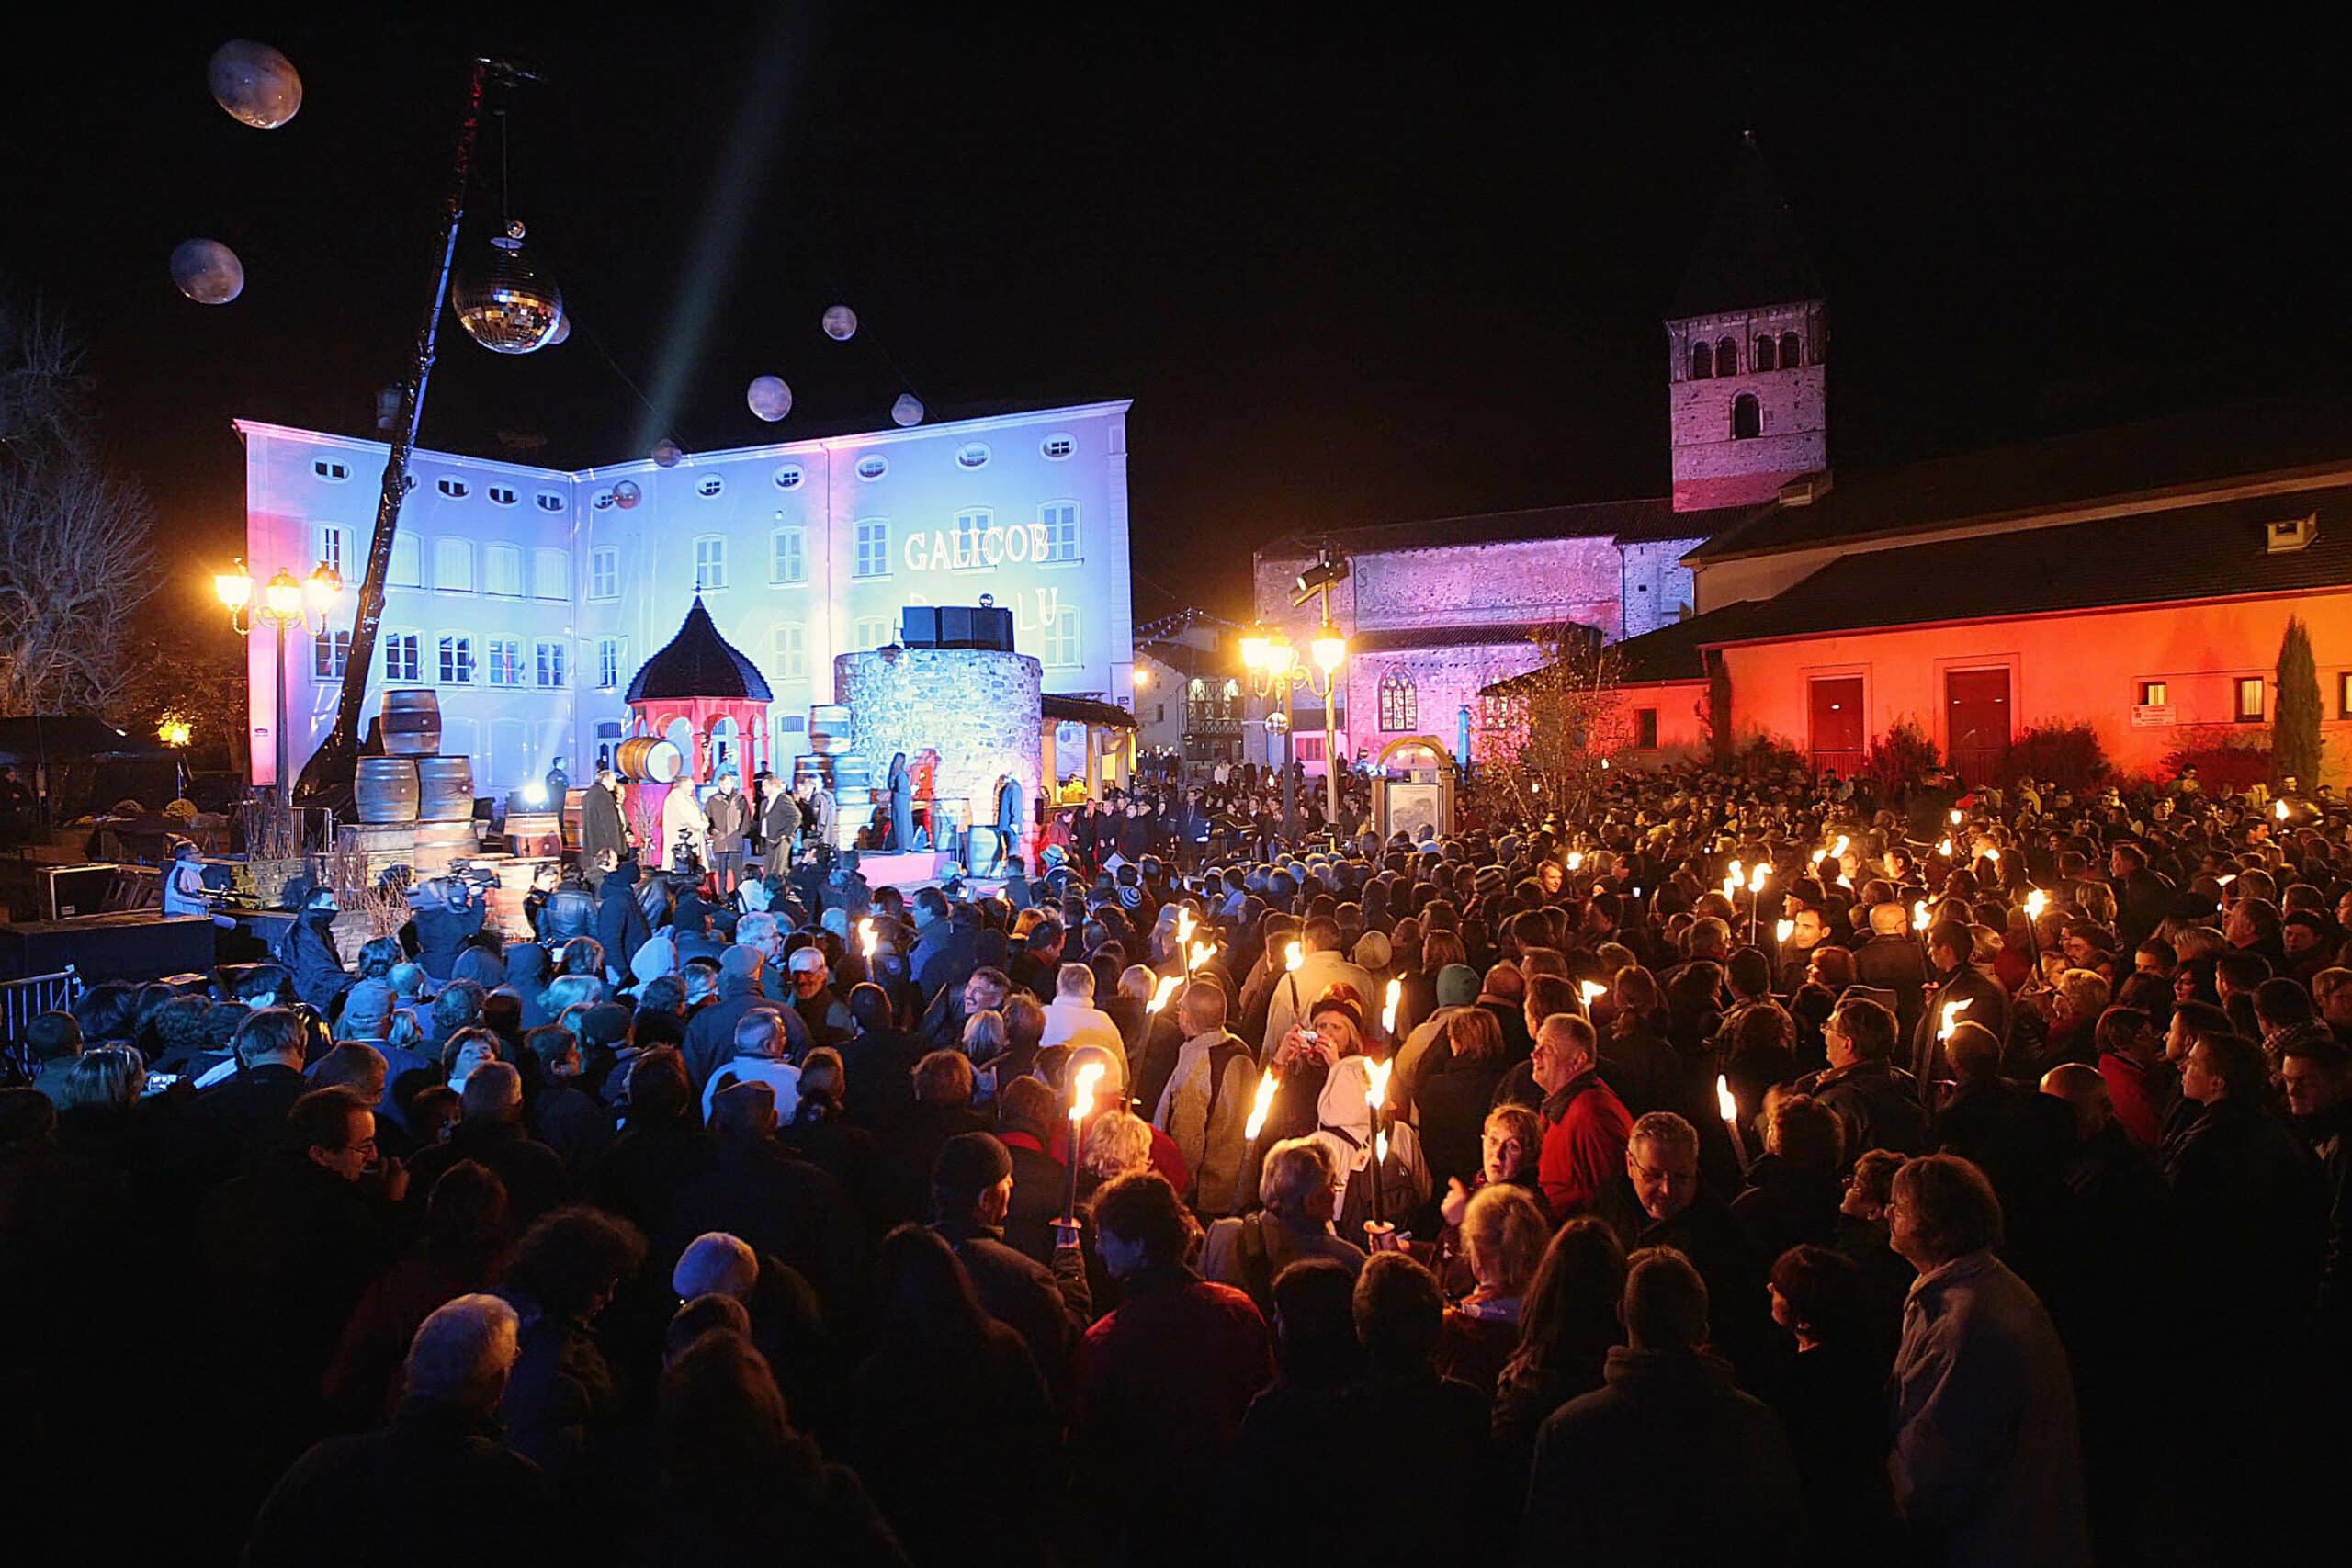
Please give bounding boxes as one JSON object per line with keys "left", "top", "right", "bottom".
{"left": 237, "top": 400, "right": 1136, "bottom": 797}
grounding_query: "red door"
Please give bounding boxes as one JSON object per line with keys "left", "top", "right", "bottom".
{"left": 1810, "top": 677, "right": 1865, "bottom": 776}
{"left": 1945, "top": 668, "right": 2011, "bottom": 784}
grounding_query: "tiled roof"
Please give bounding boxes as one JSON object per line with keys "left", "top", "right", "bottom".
{"left": 1262, "top": 497, "right": 1750, "bottom": 559}
{"left": 626, "top": 596, "right": 773, "bottom": 704}
{"left": 1044, "top": 694, "right": 1138, "bottom": 730}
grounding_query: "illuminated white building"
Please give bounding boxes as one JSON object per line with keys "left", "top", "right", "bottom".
{"left": 236, "top": 400, "right": 1136, "bottom": 795}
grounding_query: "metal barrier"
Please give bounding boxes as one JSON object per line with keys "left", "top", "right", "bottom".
{"left": 1, "top": 966, "right": 82, "bottom": 1082}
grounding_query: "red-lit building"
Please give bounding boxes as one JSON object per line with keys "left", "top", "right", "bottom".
{"left": 1591, "top": 397, "right": 2352, "bottom": 785}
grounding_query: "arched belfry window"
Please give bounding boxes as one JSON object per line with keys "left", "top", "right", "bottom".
{"left": 1780, "top": 331, "right": 1802, "bottom": 368}
{"left": 1715, "top": 336, "right": 1738, "bottom": 374}
{"left": 1732, "top": 393, "right": 1762, "bottom": 440}
{"left": 1379, "top": 668, "right": 1418, "bottom": 732}
{"left": 1690, "top": 340, "right": 1713, "bottom": 380}
{"left": 1753, "top": 335, "right": 1777, "bottom": 372}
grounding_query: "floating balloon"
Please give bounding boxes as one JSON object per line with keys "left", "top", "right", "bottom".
{"left": 614, "top": 480, "right": 641, "bottom": 509}
{"left": 208, "top": 39, "right": 303, "bottom": 130}
{"left": 890, "top": 392, "right": 924, "bottom": 428}
{"left": 651, "top": 439, "right": 684, "bottom": 468}
{"left": 746, "top": 375, "right": 793, "bottom": 422}
{"left": 822, "top": 304, "right": 858, "bottom": 341}
{"left": 548, "top": 312, "right": 571, "bottom": 346}
{"left": 170, "top": 238, "right": 244, "bottom": 305}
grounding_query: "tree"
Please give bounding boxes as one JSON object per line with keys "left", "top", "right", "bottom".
{"left": 0, "top": 288, "right": 154, "bottom": 716}
{"left": 2275, "top": 615, "right": 2322, "bottom": 788}
{"left": 1466, "top": 626, "right": 1626, "bottom": 833}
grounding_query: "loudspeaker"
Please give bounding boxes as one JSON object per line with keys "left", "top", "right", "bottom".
{"left": 936, "top": 606, "right": 1015, "bottom": 651}
{"left": 900, "top": 605, "right": 942, "bottom": 648}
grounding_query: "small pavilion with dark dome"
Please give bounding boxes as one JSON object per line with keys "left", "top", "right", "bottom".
{"left": 625, "top": 595, "right": 773, "bottom": 786}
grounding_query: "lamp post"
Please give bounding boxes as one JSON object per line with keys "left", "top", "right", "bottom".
{"left": 217, "top": 559, "right": 343, "bottom": 804}
{"left": 1243, "top": 622, "right": 1348, "bottom": 842}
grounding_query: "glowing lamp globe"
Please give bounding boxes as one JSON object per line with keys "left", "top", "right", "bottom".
{"left": 214, "top": 570, "right": 254, "bottom": 610}
{"left": 171, "top": 238, "right": 244, "bottom": 305}
{"left": 651, "top": 440, "right": 684, "bottom": 468}
{"left": 208, "top": 39, "right": 302, "bottom": 129}
{"left": 263, "top": 570, "right": 304, "bottom": 617}
{"left": 822, "top": 303, "right": 858, "bottom": 341}
{"left": 304, "top": 562, "right": 343, "bottom": 612}
{"left": 452, "top": 222, "right": 563, "bottom": 354}
{"left": 1311, "top": 629, "right": 1346, "bottom": 672}
{"left": 890, "top": 392, "right": 924, "bottom": 427}
{"left": 1265, "top": 641, "right": 1296, "bottom": 678}
{"left": 746, "top": 375, "right": 793, "bottom": 422}
{"left": 1240, "top": 634, "right": 1270, "bottom": 671}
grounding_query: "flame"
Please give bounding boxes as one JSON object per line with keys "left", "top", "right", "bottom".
{"left": 1913, "top": 899, "right": 1930, "bottom": 931}
{"left": 1374, "top": 1128, "right": 1389, "bottom": 1163}
{"left": 1566, "top": 851, "right": 1583, "bottom": 871}
{"left": 1950, "top": 809, "right": 1963, "bottom": 825}
{"left": 1187, "top": 939, "right": 1216, "bottom": 973}
{"left": 857, "top": 917, "right": 877, "bottom": 959}
{"left": 1578, "top": 980, "right": 1607, "bottom": 1006}
{"left": 2024, "top": 889, "right": 2046, "bottom": 919}
{"left": 1721, "top": 876, "right": 1739, "bottom": 901}
{"left": 1775, "top": 919, "right": 1795, "bottom": 942}
{"left": 1985, "top": 847, "right": 2001, "bottom": 864}
{"left": 1729, "top": 859, "right": 1744, "bottom": 885}
{"left": 1146, "top": 975, "right": 1182, "bottom": 1013}
{"left": 1364, "top": 1056, "right": 1394, "bottom": 1115}
{"left": 1938, "top": 998, "right": 1972, "bottom": 1042}
{"left": 1069, "top": 1060, "right": 1108, "bottom": 1122}
{"left": 1175, "top": 908, "right": 1194, "bottom": 950}
{"left": 1715, "top": 1074, "right": 1737, "bottom": 1124}
{"left": 2276, "top": 799, "right": 2289, "bottom": 821}
{"left": 1284, "top": 941, "right": 1304, "bottom": 973}
{"left": 1244, "top": 1071, "right": 1280, "bottom": 1141}
{"left": 1381, "top": 976, "right": 1402, "bottom": 1033}
{"left": 1832, "top": 835, "right": 1849, "bottom": 858}
{"left": 1810, "top": 848, "right": 1826, "bottom": 868}
{"left": 1937, "top": 837, "right": 1954, "bottom": 858}
{"left": 1749, "top": 863, "right": 1770, "bottom": 893}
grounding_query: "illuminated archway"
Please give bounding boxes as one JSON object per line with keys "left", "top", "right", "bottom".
{"left": 1376, "top": 733, "right": 1456, "bottom": 772}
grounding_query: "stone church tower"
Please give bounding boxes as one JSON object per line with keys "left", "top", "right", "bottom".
{"left": 1666, "top": 134, "right": 1827, "bottom": 513}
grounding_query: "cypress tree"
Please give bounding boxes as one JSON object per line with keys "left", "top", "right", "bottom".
{"left": 2275, "top": 615, "right": 2323, "bottom": 788}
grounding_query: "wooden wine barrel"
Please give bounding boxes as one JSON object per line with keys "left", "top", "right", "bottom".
{"left": 831, "top": 754, "right": 873, "bottom": 793}
{"left": 355, "top": 757, "right": 420, "bottom": 823}
{"left": 379, "top": 690, "right": 442, "bottom": 757}
{"left": 615, "top": 736, "right": 684, "bottom": 784}
{"left": 416, "top": 756, "right": 475, "bottom": 821}
{"left": 504, "top": 811, "right": 562, "bottom": 857}
{"left": 808, "top": 705, "right": 853, "bottom": 757}
{"left": 791, "top": 754, "right": 825, "bottom": 789}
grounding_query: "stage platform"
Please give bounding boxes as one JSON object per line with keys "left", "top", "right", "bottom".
{"left": 854, "top": 850, "right": 1011, "bottom": 898}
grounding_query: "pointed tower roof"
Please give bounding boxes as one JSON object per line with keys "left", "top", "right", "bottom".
{"left": 1668, "top": 133, "right": 1822, "bottom": 319}
{"left": 626, "top": 595, "right": 773, "bottom": 704}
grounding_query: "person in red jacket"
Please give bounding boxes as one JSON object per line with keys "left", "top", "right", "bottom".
{"left": 1532, "top": 1012, "right": 1634, "bottom": 1220}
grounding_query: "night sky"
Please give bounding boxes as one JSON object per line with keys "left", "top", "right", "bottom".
{"left": 13, "top": 10, "right": 2351, "bottom": 636}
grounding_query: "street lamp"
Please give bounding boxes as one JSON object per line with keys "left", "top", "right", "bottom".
{"left": 217, "top": 558, "right": 343, "bottom": 803}
{"left": 1241, "top": 615, "right": 1348, "bottom": 840}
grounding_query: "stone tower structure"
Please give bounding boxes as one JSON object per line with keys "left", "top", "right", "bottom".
{"left": 1666, "top": 133, "right": 1827, "bottom": 513}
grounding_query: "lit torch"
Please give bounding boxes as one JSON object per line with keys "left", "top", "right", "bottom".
{"left": 1175, "top": 906, "right": 1195, "bottom": 953}
{"left": 1187, "top": 939, "right": 1216, "bottom": 974}
{"left": 2022, "top": 888, "right": 2045, "bottom": 962}
{"left": 1363, "top": 1056, "right": 1395, "bottom": 1228}
{"left": 1578, "top": 979, "right": 1607, "bottom": 1012}
{"left": 1061, "top": 1060, "right": 1108, "bottom": 1226}
{"left": 1146, "top": 975, "right": 1182, "bottom": 1014}
{"left": 1717, "top": 1073, "right": 1750, "bottom": 1171}
{"left": 1381, "top": 976, "right": 1402, "bottom": 1037}
{"left": 1231, "top": 1069, "right": 1283, "bottom": 1213}
{"left": 2276, "top": 799, "right": 2290, "bottom": 823}
{"left": 1566, "top": 851, "right": 1584, "bottom": 872}
{"left": 857, "top": 917, "right": 877, "bottom": 963}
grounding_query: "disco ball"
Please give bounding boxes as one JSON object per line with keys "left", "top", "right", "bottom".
{"left": 614, "top": 480, "right": 641, "bottom": 509}
{"left": 746, "top": 375, "right": 793, "bottom": 422}
{"left": 548, "top": 312, "right": 571, "bottom": 346}
{"left": 651, "top": 439, "right": 684, "bottom": 468}
{"left": 208, "top": 39, "right": 302, "bottom": 129}
{"left": 170, "top": 238, "right": 244, "bottom": 305}
{"left": 451, "top": 222, "right": 563, "bottom": 354}
{"left": 822, "top": 304, "right": 858, "bottom": 341}
{"left": 890, "top": 392, "right": 925, "bottom": 427}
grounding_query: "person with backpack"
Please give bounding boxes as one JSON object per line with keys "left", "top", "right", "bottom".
{"left": 1199, "top": 1135, "right": 1365, "bottom": 1314}
{"left": 1148, "top": 981, "right": 1258, "bottom": 1217}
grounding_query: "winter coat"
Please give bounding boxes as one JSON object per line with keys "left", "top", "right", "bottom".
{"left": 277, "top": 910, "right": 351, "bottom": 1012}
{"left": 594, "top": 870, "right": 652, "bottom": 983}
{"left": 703, "top": 788, "right": 752, "bottom": 854}
{"left": 1536, "top": 1072, "right": 1634, "bottom": 1219}
{"left": 538, "top": 885, "right": 596, "bottom": 945}
{"left": 1793, "top": 1057, "right": 1928, "bottom": 1166}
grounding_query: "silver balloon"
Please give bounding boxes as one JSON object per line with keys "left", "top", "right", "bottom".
{"left": 822, "top": 304, "right": 858, "bottom": 341}
{"left": 208, "top": 39, "right": 303, "bottom": 129}
{"left": 548, "top": 312, "right": 571, "bottom": 346}
{"left": 452, "top": 223, "right": 562, "bottom": 354}
{"left": 890, "top": 392, "right": 924, "bottom": 427}
{"left": 746, "top": 375, "right": 793, "bottom": 422}
{"left": 170, "top": 238, "right": 244, "bottom": 305}
{"left": 614, "top": 479, "right": 641, "bottom": 509}
{"left": 652, "top": 440, "right": 684, "bottom": 468}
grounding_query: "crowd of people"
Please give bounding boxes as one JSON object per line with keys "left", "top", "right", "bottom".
{"left": 3, "top": 756, "right": 2347, "bottom": 1566}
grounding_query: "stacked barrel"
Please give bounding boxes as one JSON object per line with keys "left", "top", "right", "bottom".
{"left": 355, "top": 690, "right": 478, "bottom": 857}
{"left": 805, "top": 705, "right": 869, "bottom": 852}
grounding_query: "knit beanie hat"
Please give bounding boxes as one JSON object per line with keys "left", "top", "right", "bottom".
{"left": 1435, "top": 963, "right": 1482, "bottom": 1009}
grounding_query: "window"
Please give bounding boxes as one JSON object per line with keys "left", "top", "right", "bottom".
{"left": 954, "top": 509, "right": 990, "bottom": 566}
{"left": 535, "top": 640, "right": 569, "bottom": 689}
{"left": 434, "top": 537, "right": 474, "bottom": 592}
{"left": 1731, "top": 393, "right": 1762, "bottom": 440}
{"left": 854, "top": 519, "right": 889, "bottom": 578}
{"left": 488, "top": 485, "right": 517, "bottom": 506}
{"left": 1634, "top": 707, "right": 1659, "bottom": 750}
{"left": 313, "top": 628, "right": 350, "bottom": 681}
{"left": 854, "top": 616, "right": 891, "bottom": 651}
{"left": 315, "top": 525, "right": 348, "bottom": 578}
{"left": 1780, "top": 331, "right": 1802, "bottom": 368}
{"left": 383, "top": 630, "right": 421, "bottom": 683}
{"left": 2237, "top": 676, "right": 2266, "bottom": 723}
{"left": 484, "top": 543, "right": 524, "bottom": 597}
{"left": 956, "top": 442, "right": 990, "bottom": 469}
{"left": 596, "top": 637, "right": 624, "bottom": 690}
{"left": 592, "top": 489, "right": 616, "bottom": 512}
{"left": 694, "top": 536, "right": 729, "bottom": 591}
{"left": 1378, "top": 669, "right": 1418, "bottom": 731}
{"left": 1040, "top": 433, "right": 1075, "bottom": 460}
{"left": 435, "top": 477, "right": 469, "bottom": 500}
{"left": 311, "top": 457, "right": 350, "bottom": 482}
{"left": 1039, "top": 502, "right": 1080, "bottom": 562}
{"left": 1715, "top": 336, "right": 1737, "bottom": 374}
{"left": 1753, "top": 335, "right": 1776, "bottom": 373}
{"left": 533, "top": 547, "right": 569, "bottom": 601}
{"left": 770, "top": 527, "right": 806, "bottom": 584}
{"left": 2139, "top": 681, "right": 2169, "bottom": 706}
{"left": 589, "top": 547, "right": 618, "bottom": 600}
{"left": 2342, "top": 672, "right": 2352, "bottom": 721}
{"left": 773, "top": 464, "right": 805, "bottom": 491}
{"left": 773, "top": 623, "right": 807, "bottom": 680}
{"left": 437, "top": 634, "right": 475, "bottom": 684}
{"left": 486, "top": 638, "right": 523, "bottom": 687}
{"left": 1295, "top": 733, "right": 1326, "bottom": 764}
{"left": 854, "top": 455, "right": 888, "bottom": 481}
{"left": 390, "top": 533, "right": 422, "bottom": 588}
{"left": 695, "top": 474, "right": 725, "bottom": 499}
{"left": 1690, "top": 341, "right": 1713, "bottom": 380}
{"left": 535, "top": 491, "right": 565, "bottom": 513}
{"left": 1042, "top": 605, "right": 1080, "bottom": 667}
